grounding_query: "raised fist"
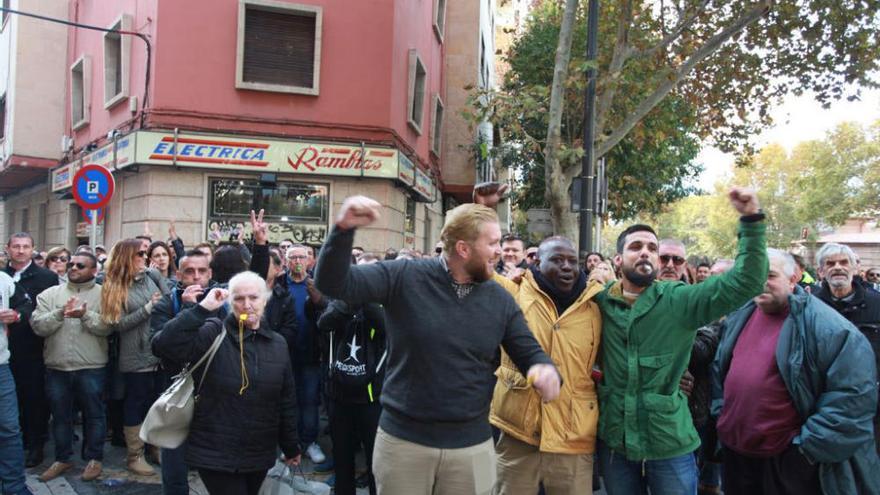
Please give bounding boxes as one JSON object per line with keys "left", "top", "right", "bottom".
{"left": 335, "top": 196, "right": 382, "bottom": 231}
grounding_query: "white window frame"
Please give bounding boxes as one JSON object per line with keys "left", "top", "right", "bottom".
{"left": 103, "top": 14, "right": 132, "bottom": 109}
{"left": 235, "top": 0, "right": 322, "bottom": 96}
{"left": 70, "top": 55, "right": 91, "bottom": 131}
{"left": 433, "top": 0, "right": 447, "bottom": 43}
{"left": 430, "top": 94, "right": 444, "bottom": 157}
{"left": 407, "top": 49, "right": 427, "bottom": 135}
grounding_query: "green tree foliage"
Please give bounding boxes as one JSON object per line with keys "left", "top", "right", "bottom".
{"left": 651, "top": 121, "right": 880, "bottom": 257}
{"left": 467, "top": 0, "right": 880, "bottom": 237}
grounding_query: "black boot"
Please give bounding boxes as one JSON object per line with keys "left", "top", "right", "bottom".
{"left": 25, "top": 445, "right": 44, "bottom": 468}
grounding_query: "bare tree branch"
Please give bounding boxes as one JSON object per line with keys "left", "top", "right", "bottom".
{"left": 634, "top": 0, "right": 712, "bottom": 60}
{"left": 596, "top": 0, "right": 635, "bottom": 137}
{"left": 596, "top": 1, "right": 771, "bottom": 158}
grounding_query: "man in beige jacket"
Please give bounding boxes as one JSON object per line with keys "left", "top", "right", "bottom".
{"left": 491, "top": 237, "right": 603, "bottom": 495}
{"left": 30, "top": 252, "right": 111, "bottom": 482}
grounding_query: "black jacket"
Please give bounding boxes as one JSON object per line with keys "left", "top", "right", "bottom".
{"left": 251, "top": 245, "right": 326, "bottom": 365}
{"left": 152, "top": 312, "right": 299, "bottom": 473}
{"left": 150, "top": 280, "right": 228, "bottom": 375}
{"left": 318, "top": 299, "right": 386, "bottom": 403}
{"left": 5, "top": 262, "right": 59, "bottom": 361}
{"left": 687, "top": 321, "right": 721, "bottom": 428}
{"left": 266, "top": 280, "right": 299, "bottom": 367}
{"left": 814, "top": 280, "right": 880, "bottom": 373}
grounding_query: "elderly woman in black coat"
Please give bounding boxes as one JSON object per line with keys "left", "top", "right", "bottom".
{"left": 152, "top": 270, "right": 300, "bottom": 495}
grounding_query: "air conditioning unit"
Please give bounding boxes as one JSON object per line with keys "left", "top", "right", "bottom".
{"left": 61, "top": 135, "right": 73, "bottom": 152}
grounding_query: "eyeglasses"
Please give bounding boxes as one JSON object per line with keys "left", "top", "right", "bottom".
{"left": 48, "top": 256, "right": 69, "bottom": 263}
{"left": 137, "top": 251, "right": 148, "bottom": 258}
{"left": 67, "top": 262, "right": 88, "bottom": 270}
{"left": 659, "top": 255, "right": 686, "bottom": 266}
{"left": 434, "top": 247, "right": 442, "bottom": 254}
{"left": 287, "top": 255, "right": 308, "bottom": 261}
{"left": 526, "top": 252, "right": 537, "bottom": 259}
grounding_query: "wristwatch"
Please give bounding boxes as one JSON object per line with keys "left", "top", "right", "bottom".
{"left": 740, "top": 209, "right": 766, "bottom": 223}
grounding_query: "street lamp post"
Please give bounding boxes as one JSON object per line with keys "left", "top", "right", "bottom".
{"left": 579, "top": 0, "right": 600, "bottom": 254}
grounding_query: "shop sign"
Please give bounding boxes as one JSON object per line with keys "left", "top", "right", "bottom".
{"left": 136, "top": 131, "right": 398, "bottom": 179}
{"left": 50, "top": 134, "right": 134, "bottom": 192}
{"left": 51, "top": 164, "right": 75, "bottom": 192}
{"left": 75, "top": 221, "right": 104, "bottom": 238}
{"left": 207, "top": 219, "right": 327, "bottom": 245}
{"left": 398, "top": 152, "right": 436, "bottom": 202}
{"left": 398, "top": 153, "right": 416, "bottom": 185}
{"left": 415, "top": 168, "right": 434, "bottom": 201}
{"left": 82, "top": 134, "right": 134, "bottom": 170}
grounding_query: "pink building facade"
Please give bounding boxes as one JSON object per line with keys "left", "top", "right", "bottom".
{"left": 12, "top": 0, "right": 458, "bottom": 251}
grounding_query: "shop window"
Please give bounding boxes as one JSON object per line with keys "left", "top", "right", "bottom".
{"left": 70, "top": 55, "right": 91, "bottom": 130}
{"left": 433, "top": 0, "right": 446, "bottom": 42}
{"left": 103, "top": 14, "right": 132, "bottom": 109}
{"left": 237, "top": 0, "right": 322, "bottom": 95}
{"left": 208, "top": 178, "right": 329, "bottom": 244}
{"left": 407, "top": 50, "right": 427, "bottom": 134}
{"left": 404, "top": 197, "right": 416, "bottom": 235}
{"left": 430, "top": 94, "right": 444, "bottom": 157}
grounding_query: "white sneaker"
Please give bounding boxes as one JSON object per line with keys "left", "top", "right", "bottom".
{"left": 306, "top": 442, "right": 326, "bottom": 464}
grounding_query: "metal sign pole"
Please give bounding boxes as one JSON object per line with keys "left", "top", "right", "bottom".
{"left": 89, "top": 209, "right": 97, "bottom": 251}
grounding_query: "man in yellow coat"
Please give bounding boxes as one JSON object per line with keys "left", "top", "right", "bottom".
{"left": 491, "top": 236, "right": 604, "bottom": 495}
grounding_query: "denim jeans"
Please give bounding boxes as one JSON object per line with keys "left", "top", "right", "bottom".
{"left": 598, "top": 441, "right": 698, "bottom": 495}
{"left": 293, "top": 364, "right": 321, "bottom": 445}
{"left": 159, "top": 365, "right": 190, "bottom": 495}
{"left": 46, "top": 368, "right": 106, "bottom": 462}
{"left": 122, "top": 371, "right": 161, "bottom": 426}
{"left": 0, "top": 364, "right": 28, "bottom": 495}
{"left": 161, "top": 443, "right": 189, "bottom": 495}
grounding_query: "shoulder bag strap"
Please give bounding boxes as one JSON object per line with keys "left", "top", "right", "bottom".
{"left": 192, "top": 329, "right": 227, "bottom": 396}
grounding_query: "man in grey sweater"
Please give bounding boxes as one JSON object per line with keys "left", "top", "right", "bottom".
{"left": 315, "top": 196, "right": 560, "bottom": 495}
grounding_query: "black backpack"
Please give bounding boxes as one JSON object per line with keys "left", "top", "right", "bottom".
{"left": 329, "top": 310, "right": 386, "bottom": 394}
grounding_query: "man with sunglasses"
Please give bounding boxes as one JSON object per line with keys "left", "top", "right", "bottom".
{"left": 4, "top": 232, "right": 58, "bottom": 468}
{"left": 658, "top": 240, "right": 689, "bottom": 283}
{"left": 30, "top": 253, "right": 110, "bottom": 482}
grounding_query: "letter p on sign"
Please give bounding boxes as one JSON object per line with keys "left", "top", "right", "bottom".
{"left": 87, "top": 181, "right": 99, "bottom": 194}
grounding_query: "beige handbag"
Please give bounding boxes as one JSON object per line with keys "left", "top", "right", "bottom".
{"left": 140, "top": 329, "right": 226, "bottom": 448}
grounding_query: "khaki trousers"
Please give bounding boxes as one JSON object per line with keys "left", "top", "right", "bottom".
{"left": 372, "top": 427, "right": 496, "bottom": 495}
{"left": 494, "top": 432, "right": 594, "bottom": 495}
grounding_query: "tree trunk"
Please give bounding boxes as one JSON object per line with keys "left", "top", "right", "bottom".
{"left": 543, "top": 0, "right": 580, "bottom": 240}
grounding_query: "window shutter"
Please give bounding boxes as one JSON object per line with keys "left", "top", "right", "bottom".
{"left": 243, "top": 8, "right": 316, "bottom": 88}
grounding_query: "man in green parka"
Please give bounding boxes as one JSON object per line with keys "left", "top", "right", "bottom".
{"left": 595, "top": 187, "right": 768, "bottom": 494}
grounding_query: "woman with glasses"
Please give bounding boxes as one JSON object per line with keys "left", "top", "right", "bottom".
{"left": 45, "top": 247, "right": 72, "bottom": 280}
{"left": 147, "top": 241, "right": 176, "bottom": 289}
{"left": 100, "top": 239, "right": 164, "bottom": 477}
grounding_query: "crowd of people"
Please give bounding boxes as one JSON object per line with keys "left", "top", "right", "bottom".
{"left": 0, "top": 184, "right": 878, "bottom": 495}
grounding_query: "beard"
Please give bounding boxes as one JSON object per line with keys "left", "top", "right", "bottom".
{"left": 464, "top": 256, "right": 492, "bottom": 283}
{"left": 826, "top": 270, "right": 851, "bottom": 289}
{"left": 623, "top": 260, "right": 656, "bottom": 288}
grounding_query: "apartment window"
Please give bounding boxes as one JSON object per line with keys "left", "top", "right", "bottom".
{"left": 70, "top": 56, "right": 91, "bottom": 130}
{"left": 103, "top": 14, "right": 132, "bottom": 108}
{"left": 236, "top": 0, "right": 322, "bottom": 95}
{"left": 430, "top": 94, "right": 444, "bottom": 156}
{"left": 407, "top": 50, "right": 427, "bottom": 134}
{"left": 0, "top": 95, "right": 6, "bottom": 141}
{"left": 433, "top": 0, "right": 447, "bottom": 42}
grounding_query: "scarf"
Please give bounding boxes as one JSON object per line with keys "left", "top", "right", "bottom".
{"left": 530, "top": 266, "right": 587, "bottom": 316}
